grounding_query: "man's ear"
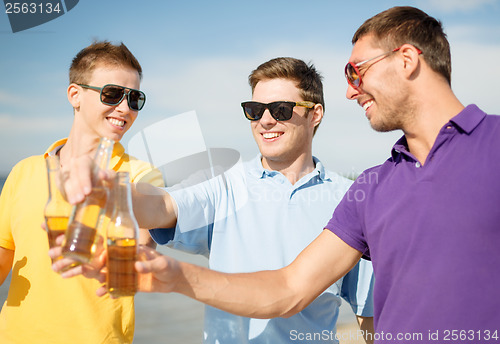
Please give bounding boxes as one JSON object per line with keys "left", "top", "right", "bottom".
{"left": 67, "top": 83, "right": 81, "bottom": 109}
{"left": 311, "top": 103, "right": 324, "bottom": 130}
{"left": 400, "top": 44, "right": 421, "bottom": 80}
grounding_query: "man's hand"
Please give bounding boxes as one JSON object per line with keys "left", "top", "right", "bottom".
{"left": 48, "top": 232, "right": 177, "bottom": 297}
{"left": 49, "top": 232, "right": 106, "bottom": 282}
{"left": 135, "top": 248, "right": 180, "bottom": 293}
{"left": 93, "top": 245, "right": 177, "bottom": 296}
{"left": 59, "top": 155, "right": 115, "bottom": 205}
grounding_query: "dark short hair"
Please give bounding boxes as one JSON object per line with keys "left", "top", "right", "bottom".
{"left": 352, "top": 6, "right": 451, "bottom": 85}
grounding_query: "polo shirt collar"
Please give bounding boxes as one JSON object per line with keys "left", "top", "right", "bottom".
{"left": 313, "top": 157, "right": 330, "bottom": 181}
{"left": 43, "top": 138, "right": 126, "bottom": 170}
{"left": 44, "top": 138, "right": 67, "bottom": 157}
{"left": 449, "top": 104, "right": 485, "bottom": 134}
{"left": 391, "top": 136, "right": 409, "bottom": 160}
{"left": 391, "top": 104, "right": 486, "bottom": 160}
{"left": 247, "top": 154, "right": 330, "bottom": 182}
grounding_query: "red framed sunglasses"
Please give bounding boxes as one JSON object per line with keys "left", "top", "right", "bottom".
{"left": 345, "top": 45, "right": 422, "bottom": 89}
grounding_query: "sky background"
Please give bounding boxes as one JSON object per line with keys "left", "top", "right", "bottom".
{"left": 1, "top": 0, "right": 499, "bottom": 176}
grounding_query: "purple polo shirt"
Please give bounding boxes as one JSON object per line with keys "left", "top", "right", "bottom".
{"left": 326, "top": 105, "right": 500, "bottom": 343}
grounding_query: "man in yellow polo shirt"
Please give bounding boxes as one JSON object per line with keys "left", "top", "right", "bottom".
{"left": 0, "top": 41, "right": 163, "bottom": 343}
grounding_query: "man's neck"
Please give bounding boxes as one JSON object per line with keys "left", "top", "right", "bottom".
{"left": 403, "top": 89, "right": 464, "bottom": 165}
{"left": 261, "top": 153, "right": 316, "bottom": 185}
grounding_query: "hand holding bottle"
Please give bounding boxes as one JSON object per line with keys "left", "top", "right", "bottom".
{"left": 59, "top": 150, "right": 115, "bottom": 206}
{"left": 62, "top": 138, "right": 114, "bottom": 263}
{"left": 49, "top": 232, "right": 106, "bottom": 281}
{"left": 50, "top": 240, "right": 170, "bottom": 296}
{"left": 105, "top": 172, "right": 139, "bottom": 297}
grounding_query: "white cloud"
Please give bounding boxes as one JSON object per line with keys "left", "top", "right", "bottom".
{"left": 0, "top": 113, "right": 72, "bottom": 133}
{"left": 450, "top": 43, "right": 500, "bottom": 115}
{"left": 445, "top": 24, "right": 500, "bottom": 45}
{"left": 0, "top": 112, "right": 73, "bottom": 173}
{"left": 0, "top": 90, "right": 27, "bottom": 108}
{"left": 416, "top": 0, "right": 497, "bottom": 12}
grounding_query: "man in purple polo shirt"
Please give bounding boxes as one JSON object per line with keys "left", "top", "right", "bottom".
{"left": 57, "top": 6, "right": 499, "bottom": 344}
{"left": 326, "top": 6, "right": 500, "bottom": 342}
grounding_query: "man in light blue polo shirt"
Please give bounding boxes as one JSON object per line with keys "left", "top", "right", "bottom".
{"left": 148, "top": 57, "right": 375, "bottom": 343}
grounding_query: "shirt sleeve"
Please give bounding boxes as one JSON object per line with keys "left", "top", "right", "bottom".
{"left": 340, "top": 257, "right": 374, "bottom": 317}
{"left": 149, "top": 174, "right": 228, "bottom": 257}
{"left": 327, "top": 172, "right": 374, "bottom": 316}
{"left": 325, "top": 176, "right": 370, "bottom": 259}
{"left": 128, "top": 159, "right": 165, "bottom": 187}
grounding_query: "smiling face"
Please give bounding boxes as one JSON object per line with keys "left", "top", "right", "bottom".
{"left": 250, "top": 78, "right": 320, "bottom": 169}
{"left": 346, "top": 34, "right": 412, "bottom": 132}
{"left": 70, "top": 65, "right": 141, "bottom": 142}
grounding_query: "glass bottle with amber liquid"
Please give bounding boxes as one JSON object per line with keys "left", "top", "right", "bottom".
{"left": 44, "top": 155, "right": 73, "bottom": 264}
{"left": 62, "top": 137, "right": 114, "bottom": 263}
{"left": 106, "top": 171, "right": 138, "bottom": 297}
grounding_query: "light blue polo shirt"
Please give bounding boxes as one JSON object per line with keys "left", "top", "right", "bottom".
{"left": 150, "top": 155, "right": 374, "bottom": 343}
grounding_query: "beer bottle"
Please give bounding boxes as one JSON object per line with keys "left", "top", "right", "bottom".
{"left": 44, "top": 155, "right": 72, "bottom": 262}
{"left": 62, "top": 137, "right": 114, "bottom": 263}
{"left": 106, "top": 171, "right": 138, "bottom": 297}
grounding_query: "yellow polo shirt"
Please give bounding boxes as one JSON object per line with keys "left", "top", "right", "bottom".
{"left": 0, "top": 139, "right": 163, "bottom": 343}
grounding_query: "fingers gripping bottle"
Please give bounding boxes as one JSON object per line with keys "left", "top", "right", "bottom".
{"left": 62, "top": 137, "right": 114, "bottom": 263}
{"left": 106, "top": 171, "right": 138, "bottom": 297}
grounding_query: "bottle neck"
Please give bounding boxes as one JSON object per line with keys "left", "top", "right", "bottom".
{"left": 45, "top": 156, "right": 61, "bottom": 199}
{"left": 91, "top": 138, "right": 114, "bottom": 182}
{"left": 113, "top": 173, "right": 133, "bottom": 213}
{"left": 47, "top": 167, "right": 59, "bottom": 199}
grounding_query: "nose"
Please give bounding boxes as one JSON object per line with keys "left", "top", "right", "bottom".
{"left": 115, "top": 93, "right": 131, "bottom": 112}
{"left": 259, "top": 109, "right": 277, "bottom": 127}
{"left": 346, "top": 83, "right": 360, "bottom": 100}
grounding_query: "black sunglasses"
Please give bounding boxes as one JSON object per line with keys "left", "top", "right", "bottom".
{"left": 241, "top": 101, "right": 315, "bottom": 121}
{"left": 78, "top": 84, "right": 146, "bottom": 111}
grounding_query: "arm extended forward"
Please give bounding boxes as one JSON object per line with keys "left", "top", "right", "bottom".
{"left": 135, "top": 230, "right": 362, "bottom": 318}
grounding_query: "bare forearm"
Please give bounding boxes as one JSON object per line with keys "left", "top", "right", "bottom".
{"left": 138, "top": 228, "right": 156, "bottom": 248}
{"left": 137, "top": 231, "right": 362, "bottom": 319}
{"left": 147, "top": 258, "right": 304, "bottom": 319}
{"left": 181, "top": 263, "right": 304, "bottom": 318}
{"left": 0, "top": 247, "right": 14, "bottom": 286}
{"left": 132, "top": 183, "right": 177, "bottom": 229}
{"left": 180, "top": 231, "right": 363, "bottom": 318}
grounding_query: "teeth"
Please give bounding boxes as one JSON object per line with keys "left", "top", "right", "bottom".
{"left": 263, "top": 132, "right": 282, "bottom": 139}
{"left": 108, "top": 118, "right": 125, "bottom": 127}
{"left": 363, "top": 100, "right": 374, "bottom": 111}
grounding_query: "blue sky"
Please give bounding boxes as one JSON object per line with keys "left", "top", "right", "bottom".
{"left": 1, "top": 0, "right": 499, "bottom": 176}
